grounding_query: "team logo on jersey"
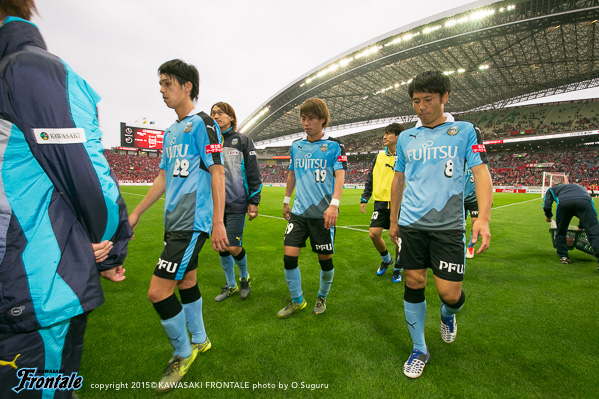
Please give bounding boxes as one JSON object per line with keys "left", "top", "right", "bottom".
{"left": 170, "top": 137, "right": 176, "bottom": 145}
{"left": 228, "top": 149, "right": 240, "bottom": 156}
{"left": 472, "top": 144, "right": 486, "bottom": 153}
{"left": 447, "top": 126, "right": 459, "bottom": 136}
{"left": 205, "top": 144, "right": 223, "bottom": 154}
{"left": 231, "top": 138, "right": 239, "bottom": 145}
{"left": 10, "top": 306, "right": 25, "bottom": 316}
{"left": 337, "top": 155, "right": 348, "bottom": 163}
{"left": 33, "top": 128, "right": 86, "bottom": 144}
{"left": 0, "top": 354, "right": 20, "bottom": 369}
{"left": 184, "top": 122, "right": 193, "bottom": 133}
{"left": 321, "top": 144, "right": 328, "bottom": 151}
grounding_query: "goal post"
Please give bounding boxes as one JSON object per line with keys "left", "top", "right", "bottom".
{"left": 542, "top": 172, "right": 569, "bottom": 197}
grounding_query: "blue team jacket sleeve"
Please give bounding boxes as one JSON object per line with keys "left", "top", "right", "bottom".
{"left": 0, "top": 19, "right": 131, "bottom": 332}
{"left": 243, "top": 136, "right": 262, "bottom": 205}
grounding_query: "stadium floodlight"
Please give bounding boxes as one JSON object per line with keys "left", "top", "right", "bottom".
{"left": 403, "top": 33, "right": 414, "bottom": 41}
{"left": 479, "top": 64, "right": 490, "bottom": 70}
{"left": 339, "top": 57, "right": 353, "bottom": 66}
{"left": 240, "top": 106, "right": 270, "bottom": 133}
{"left": 445, "top": 20, "right": 457, "bottom": 28}
{"left": 444, "top": 70, "right": 455, "bottom": 75}
{"left": 423, "top": 25, "right": 442, "bottom": 34}
{"left": 470, "top": 9, "right": 495, "bottom": 21}
{"left": 458, "top": 68, "right": 466, "bottom": 73}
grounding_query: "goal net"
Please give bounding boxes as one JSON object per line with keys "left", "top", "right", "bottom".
{"left": 542, "top": 172, "right": 569, "bottom": 197}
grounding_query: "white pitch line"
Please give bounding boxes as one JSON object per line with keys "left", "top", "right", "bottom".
{"left": 122, "top": 189, "right": 538, "bottom": 229}
{"left": 258, "top": 214, "right": 370, "bottom": 232}
{"left": 492, "top": 197, "right": 541, "bottom": 210}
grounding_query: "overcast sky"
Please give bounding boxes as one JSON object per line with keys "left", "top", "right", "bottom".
{"left": 31, "top": 0, "right": 598, "bottom": 148}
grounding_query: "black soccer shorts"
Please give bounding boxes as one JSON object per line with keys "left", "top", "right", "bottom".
{"left": 464, "top": 201, "right": 479, "bottom": 219}
{"left": 397, "top": 226, "right": 465, "bottom": 282}
{"left": 370, "top": 208, "right": 391, "bottom": 229}
{"left": 284, "top": 213, "right": 335, "bottom": 254}
{"left": 224, "top": 212, "right": 246, "bottom": 247}
{"left": 154, "top": 231, "right": 208, "bottom": 280}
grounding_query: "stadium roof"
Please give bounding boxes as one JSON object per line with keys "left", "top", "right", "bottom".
{"left": 240, "top": 0, "right": 599, "bottom": 146}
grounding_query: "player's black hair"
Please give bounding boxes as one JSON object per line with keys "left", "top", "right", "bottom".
{"left": 384, "top": 122, "right": 405, "bottom": 136}
{"left": 408, "top": 70, "right": 451, "bottom": 98}
{"left": 158, "top": 59, "right": 199, "bottom": 101}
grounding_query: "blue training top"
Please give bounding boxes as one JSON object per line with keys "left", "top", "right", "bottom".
{"left": 160, "top": 110, "right": 223, "bottom": 233}
{"left": 395, "top": 114, "right": 487, "bottom": 230}
{"left": 288, "top": 134, "right": 347, "bottom": 218}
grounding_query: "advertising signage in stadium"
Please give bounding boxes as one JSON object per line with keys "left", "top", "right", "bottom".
{"left": 120, "top": 122, "right": 164, "bottom": 150}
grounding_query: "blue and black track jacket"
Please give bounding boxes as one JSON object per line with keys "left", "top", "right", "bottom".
{"left": 0, "top": 18, "right": 132, "bottom": 333}
{"left": 221, "top": 128, "right": 262, "bottom": 214}
{"left": 543, "top": 183, "right": 593, "bottom": 219}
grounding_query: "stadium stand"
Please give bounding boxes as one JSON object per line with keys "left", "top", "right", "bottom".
{"left": 458, "top": 99, "right": 599, "bottom": 139}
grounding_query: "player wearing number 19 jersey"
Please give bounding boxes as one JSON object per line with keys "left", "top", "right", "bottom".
{"left": 389, "top": 70, "right": 493, "bottom": 379}
{"left": 280, "top": 98, "right": 347, "bottom": 318}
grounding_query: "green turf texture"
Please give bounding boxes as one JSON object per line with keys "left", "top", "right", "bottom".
{"left": 79, "top": 188, "right": 599, "bottom": 398}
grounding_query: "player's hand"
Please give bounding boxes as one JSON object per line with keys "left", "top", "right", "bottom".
{"left": 546, "top": 217, "right": 552, "bottom": 223}
{"left": 471, "top": 219, "right": 491, "bottom": 254}
{"left": 100, "top": 266, "right": 126, "bottom": 282}
{"left": 283, "top": 203, "right": 292, "bottom": 221}
{"left": 247, "top": 204, "right": 259, "bottom": 221}
{"left": 211, "top": 222, "right": 229, "bottom": 252}
{"left": 390, "top": 224, "right": 400, "bottom": 246}
{"left": 92, "top": 240, "right": 113, "bottom": 263}
{"left": 360, "top": 203, "right": 367, "bottom": 214}
{"left": 324, "top": 205, "right": 338, "bottom": 230}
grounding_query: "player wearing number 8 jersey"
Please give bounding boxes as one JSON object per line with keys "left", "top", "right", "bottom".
{"left": 280, "top": 98, "right": 347, "bottom": 318}
{"left": 389, "top": 70, "right": 492, "bottom": 379}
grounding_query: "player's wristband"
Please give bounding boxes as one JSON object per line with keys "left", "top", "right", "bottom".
{"left": 283, "top": 196, "right": 291, "bottom": 205}
{"left": 330, "top": 198, "right": 340, "bottom": 207}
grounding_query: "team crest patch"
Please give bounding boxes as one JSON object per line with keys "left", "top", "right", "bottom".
{"left": 184, "top": 122, "right": 193, "bottom": 133}
{"left": 447, "top": 126, "right": 459, "bottom": 136}
{"left": 321, "top": 144, "right": 328, "bottom": 151}
{"left": 33, "top": 128, "right": 86, "bottom": 144}
{"left": 231, "top": 138, "right": 239, "bottom": 145}
{"left": 170, "top": 137, "right": 176, "bottom": 145}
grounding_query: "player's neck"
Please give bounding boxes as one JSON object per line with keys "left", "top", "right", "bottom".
{"left": 175, "top": 100, "right": 195, "bottom": 122}
{"left": 306, "top": 131, "right": 324, "bottom": 142}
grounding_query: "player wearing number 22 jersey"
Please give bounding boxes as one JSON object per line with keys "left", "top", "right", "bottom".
{"left": 160, "top": 111, "right": 222, "bottom": 233}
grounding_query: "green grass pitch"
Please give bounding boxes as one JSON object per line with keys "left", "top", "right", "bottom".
{"left": 79, "top": 187, "right": 599, "bottom": 398}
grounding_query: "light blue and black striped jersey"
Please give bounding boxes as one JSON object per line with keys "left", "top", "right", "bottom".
{"left": 160, "top": 110, "right": 223, "bottom": 233}
{"left": 464, "top": 163, "right": 476, "bottom": 204}
{"left": 288, "top": 134, "right": 347, "bottom": 218}
{"left": 395, "top": 114, "right": 487, "bottom": 230}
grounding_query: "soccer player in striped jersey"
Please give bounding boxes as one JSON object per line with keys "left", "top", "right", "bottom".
{"left": 128, "top": 60, "right": 228, "bottom": 392}
{"left": 279, "top": 98, "right": 347, "bottom": 318}
{"left": 389, "top": 70, "right": 493, "bottom": 378}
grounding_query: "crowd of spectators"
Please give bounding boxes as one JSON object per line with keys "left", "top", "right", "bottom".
{"left": 489, "top": 146, "right": 599, "bottom": 187}
{"left": 104, "top": 151, "right": 160, "bottom": 183}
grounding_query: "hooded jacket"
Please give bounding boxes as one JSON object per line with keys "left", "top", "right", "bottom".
{"left": 0, "top": 18, "right": 132, "bottom": 333}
